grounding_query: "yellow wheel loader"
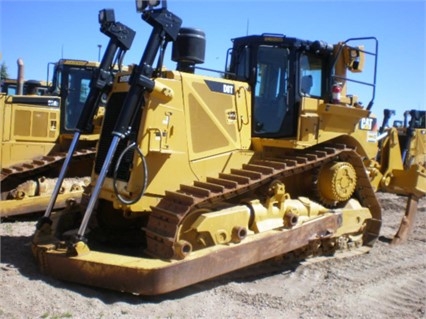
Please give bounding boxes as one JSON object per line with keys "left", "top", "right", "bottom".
{"left": 33, "top": 0, "right": 425, "bottom": 295}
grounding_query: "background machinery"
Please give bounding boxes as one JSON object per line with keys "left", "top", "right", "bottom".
{"left": 379, "top": 108, "right": 425, "bottom": 169}
{"left": 1, "top": 58, "right": 48, "bottom": 96}
{"left": 33, "top": 0, "right": 425, "bottom": 295}
{"left": 400, "top": 110, "right": 426, "bottom": 168}
{"left": 376, "top": 108, "right": 426, "bottom": 243}
{"left": 1, "top": 11, "right": 135, "bottom": 217}
{"left": 0, "top": 59, "right": 99, "bottom": 217}
{"left": 1, "top": 78, "right": 48, "bottom": 96}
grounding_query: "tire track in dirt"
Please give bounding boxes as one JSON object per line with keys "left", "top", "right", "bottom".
{"left": 342, "top": 271, "right": 426, "bottom": 318}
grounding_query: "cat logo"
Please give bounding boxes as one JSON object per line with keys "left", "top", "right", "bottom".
{"left": 359, "top": 117, "right": 377, "bottom": 131}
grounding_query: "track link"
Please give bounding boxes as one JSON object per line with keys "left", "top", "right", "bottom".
{"left": 145, "top": 144, "right": 382, "bottom": 259}
{"left": 0, "top": 147, "right": 96, "bottom": 183}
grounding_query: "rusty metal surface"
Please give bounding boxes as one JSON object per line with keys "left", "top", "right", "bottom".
{"left": 33, "top": 144, "right": 382, "bottom": 295}
{"left": 35, "top": 212, "right": 342, "bottom": 295}
{"left": 391, "top": 195, "right": 419, "bottom": 244}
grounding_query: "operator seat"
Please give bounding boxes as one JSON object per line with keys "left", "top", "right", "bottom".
{"left": 301, "top": 75, "right": 313, "bottom": 96}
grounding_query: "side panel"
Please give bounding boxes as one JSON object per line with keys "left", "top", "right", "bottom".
{"left": 182, "top": 74, "right": 252, "bottom": 161}
{"left": 100, "top": 71, "right": 253, "bottom": 213}
{"left": 183, "top": 74, "right": 253, "bottom": 181}
{"left": 1, "top": 95, "right": 60, "bottom": 167}
{"left": 11, "top": 105, "right": 60, "bottom": 142}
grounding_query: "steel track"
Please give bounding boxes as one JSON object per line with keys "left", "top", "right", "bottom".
{"left": 145, "top": 144, "right": 382, "bottom": 259}
{"left": 0, "top": 147, "right": 96, "bottom": 183}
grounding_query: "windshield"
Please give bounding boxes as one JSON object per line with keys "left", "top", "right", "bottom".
{"left": 63, "top": 66, "right": 92, "bottom": 130}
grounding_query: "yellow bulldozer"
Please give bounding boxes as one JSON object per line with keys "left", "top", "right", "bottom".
{"left": 378, "top": 108, "right": 426, "bottom": 169}
{"left": 1, "top": 59, "right": 101, "bottom": 217}
{"left": 374, "top": 108, "right": 426, "bottom": 243}
{"left": 1, "top": 12, "right": 135, "bottom": 217}
{"left": 33, "top": 1, "right": 425, "bottom": 295}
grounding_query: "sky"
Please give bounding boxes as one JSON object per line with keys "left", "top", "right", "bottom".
{"left": 1, "top": 0, "right": 425, "bottom": 124}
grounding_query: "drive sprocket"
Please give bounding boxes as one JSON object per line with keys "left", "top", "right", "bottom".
{"left": 314, "top": 161, "right": 357, "bottom": 207}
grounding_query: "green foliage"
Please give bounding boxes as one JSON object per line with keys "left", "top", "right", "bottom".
{"left": 1, "top": 62, "right": 9, "bottom": 80}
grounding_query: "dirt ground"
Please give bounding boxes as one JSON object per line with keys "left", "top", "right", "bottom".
{"left": 1, "top": 192, "right": 425, "bottom": 319}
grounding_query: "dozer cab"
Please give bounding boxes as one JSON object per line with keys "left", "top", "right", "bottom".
{"left": 0, "top": 12, "right": 135, "bottom": 217}
{"left": 33, "top": 0, "right": 425, "bottom": 295}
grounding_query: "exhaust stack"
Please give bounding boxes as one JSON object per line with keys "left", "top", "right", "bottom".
{"left": 17, "top": 58, "right": 24, "bottom": 95}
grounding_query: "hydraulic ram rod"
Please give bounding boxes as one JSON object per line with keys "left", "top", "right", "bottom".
{"left": 75, "top": 3, "right": 182, "bottom": 240}
{"left": 39, "top": 10, "right": 135, "bottom": 224}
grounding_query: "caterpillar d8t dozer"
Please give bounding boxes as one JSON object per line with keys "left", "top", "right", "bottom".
{"left": 33, "top": 0, "right": 425, "bottom": 295}
{"left": 0, "top": 12, "right": 135, "bottom": 217}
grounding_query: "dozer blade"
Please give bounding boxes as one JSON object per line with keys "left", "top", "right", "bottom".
{"left": 33, "top": 212, "right": 341, "bottom": 295}
{"left": 392, "top": 195, "right": 419, "bottom": 245}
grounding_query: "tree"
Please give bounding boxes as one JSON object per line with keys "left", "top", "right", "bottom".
{"left": 1, "top": 62, "right": 9, "bottom": 80}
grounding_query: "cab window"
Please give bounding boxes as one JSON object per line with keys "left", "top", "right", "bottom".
{"left": 64, "top": 67, "right": 92, "bottom": 130}
{"left": 299, "top": 53, "right": 323, "bottom": 97}
{"left": 253, "top": 45, "right": 289, "bottom": 134}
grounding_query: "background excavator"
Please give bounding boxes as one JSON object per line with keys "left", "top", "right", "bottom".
{"left": 33, "top": 0, "right": 425, "bottom": 295}
{"left": 0, "top": 12, "right": 135, "bottom": 217}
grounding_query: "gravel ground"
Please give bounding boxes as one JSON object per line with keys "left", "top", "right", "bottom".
{"left": 1, "top": 192, "right": 425, "bottom": 319}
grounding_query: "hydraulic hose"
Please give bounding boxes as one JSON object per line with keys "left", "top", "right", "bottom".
{"left": 113, "top": 142, "right": 148, "bottom": 205}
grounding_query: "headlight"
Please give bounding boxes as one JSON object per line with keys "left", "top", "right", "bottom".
{"left": 98, "top": 9, "right": 115, "bottom": 24}
{"left": 135, "top": 0, "right": 161, "bottom": 12}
